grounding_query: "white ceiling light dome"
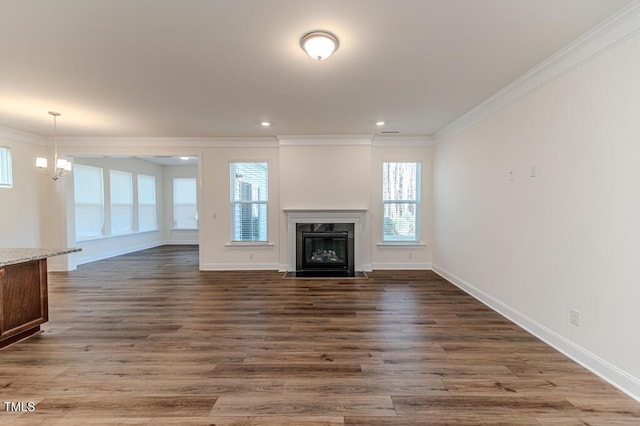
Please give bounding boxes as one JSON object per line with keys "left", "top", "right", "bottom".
{"left": 300, "top": 30, "right": 339, "bottom": 61}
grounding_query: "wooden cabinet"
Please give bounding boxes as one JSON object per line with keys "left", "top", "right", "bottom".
{"left": 0, "top": 259, "right": 48, "bottom": 348}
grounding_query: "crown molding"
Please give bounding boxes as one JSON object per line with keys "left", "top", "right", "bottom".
{"left": 55, "top": 136, "right": 279, "bottom": 149}
{"left": 372, "top": 135, "right": 434, "bottom": 147}
{"left": 434, "top": 0, "right": 640, "bottom": 141}
{"left": 277, "top": 135, "right": 373, "bottom": 146}
{"left": 0, "top": 126, "right": 46, "bottom": 145}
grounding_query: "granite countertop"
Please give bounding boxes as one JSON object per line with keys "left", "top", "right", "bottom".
{"left": 0, "top": 248, "right": 82, "bottom": 267}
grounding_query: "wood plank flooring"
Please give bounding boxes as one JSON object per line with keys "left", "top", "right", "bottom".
{"left": 1, "top": 245, "right": 638, "bottom": 424}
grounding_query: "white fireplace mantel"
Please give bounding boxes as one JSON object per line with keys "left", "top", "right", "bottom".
{"left": 283, "top": 209, "right": 367, "bottom": 272}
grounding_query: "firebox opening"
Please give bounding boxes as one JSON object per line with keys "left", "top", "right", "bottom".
{"left": 302, "top": 231, "right": 348, "bottom": 271}
{"left": 294, "top": 223, "right": 356, "bottom": 277}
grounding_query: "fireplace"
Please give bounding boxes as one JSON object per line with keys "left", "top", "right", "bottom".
{"left": 296, "top": 223, "right": 354, "bottom": 276}
{"left": 283, "top": 209, "right": 368, "bottom": 276}
{"left": 302, "top": 230, "right": 349, "bottom": 271}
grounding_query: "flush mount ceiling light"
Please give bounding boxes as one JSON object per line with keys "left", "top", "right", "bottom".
{"left": 261, "top": 121, "right": 271, "bottom": 127}
{"left": 300, "top": 30, "right": 339, "bottom": 60}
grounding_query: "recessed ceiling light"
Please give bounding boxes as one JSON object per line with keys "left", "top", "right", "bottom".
{"left": 180, "top": 156, "right": 190, "bottom": 160}
{"left": 261, "top": 121, "right": 271, "bottom": 127}
{"left": 376, "top": 121, "right": 385, "bottom": 126}
{"left": 300, "top": 30, "right": 339, "bottom": 60}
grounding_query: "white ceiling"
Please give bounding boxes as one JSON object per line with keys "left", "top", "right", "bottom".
{"left": 0, "top": 0, "right": 632, "bottom": 138}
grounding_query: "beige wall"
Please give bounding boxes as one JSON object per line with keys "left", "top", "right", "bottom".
{"left": 1, "top": 136, "right": 434, "bottom": 271}
{"left": 194, "top": 138, "right": 432, "bottom": 271}
{"left": 199, "top": 145, "right": 280, "bottom": 270}
{"left": 0, "top": 134, "right": 48, "bottom": 247}
{"left": 371, "top": 143, "right": 433, "bottom": 269}
{"left": 434, "top": 32, "right": 640, "bottom": 394}
{"left": 279, "top": 143, "right": 371, "bottom": 210}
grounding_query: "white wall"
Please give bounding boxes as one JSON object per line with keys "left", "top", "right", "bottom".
{"left": 433, "top": 32, "right": 640, "bottom": 399}
{"left": 279, "top": 142, "right": 372, "bottom": 210}
{"left": 0, "top": 132, "right": 48, "bottom": 247}
{"left": 67, "top": 157, "right": 165, "bottom": 268}
{"left": 371, "top": 142, "right": 433, "bottom": 269}
{"left": 41, "top": 137, "right": 432, "bottom": 271}
{"left": 278, "top": 139, "right": 373, "bottom": 270}
{"left": 199, "top": 145, "right": 280, "bottom": 270}
{"left": 193, "top": 138, "right": 433, "bottom": 271}
{"left": 1, "top": 135, "right": 434, "bottom": 273}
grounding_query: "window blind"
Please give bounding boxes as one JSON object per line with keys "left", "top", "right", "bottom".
{"left": 137, "top": 174, "right": 157, "bottom": 232}
{"left": 173, "top": 178, "right": 197, "bottom": 229}
{"left": 74, "top": 164, "right": 104, "bottom": 240}
{"left": 230, "top": 162, "right": 268, "bottom": 241}
{"left": 110, "top": 170, "right": 133, "bottom": 235}
{"left": 382, "top": 162, "right": 420, "bottom": 241}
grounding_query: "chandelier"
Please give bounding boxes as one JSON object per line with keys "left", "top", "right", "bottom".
{"left": 35, "top": 111, "right": 72, "bottom": 181}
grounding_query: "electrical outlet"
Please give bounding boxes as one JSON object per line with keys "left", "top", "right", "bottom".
{"left": 530, "top": 165, "right": 537, "bottom": 177}
{"left": 508, "top": 169, "right": 515, "bottom": 181}
{"left": 249, "top": 253, "right": 254, "bottom": 260}
{"left": 570, "top": 309, "right": 580, "bottom": 326}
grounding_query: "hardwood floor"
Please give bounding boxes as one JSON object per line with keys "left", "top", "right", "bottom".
{"left": 0, "top": 245, "right": 638, "bottom": 424}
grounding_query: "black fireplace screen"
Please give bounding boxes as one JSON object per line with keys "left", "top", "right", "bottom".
{"left": 302, "top": 231, "right": 348, "bottom": 270}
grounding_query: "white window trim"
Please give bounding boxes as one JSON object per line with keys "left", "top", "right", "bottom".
{"left": 377, "top": 241, "right": 426, "bottom": 247}
{"left": 382, "top": 161, "right": 421, "bottom": 243}
{"left": 224, "top": 241, "right": 275, "bottom": 247}
{"left": 229, "top": 162, "right": 269, "bottom": 243}
{"left": 0, "top": 146, "right": 13, "bottom": 188}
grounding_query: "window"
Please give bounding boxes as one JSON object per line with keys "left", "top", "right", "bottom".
{"left": 75, "top": 165, "right": 160, "bottom": 240}
{"left": 110, "top": 170, "right": 133, "bottom": 235}
{"left": 230, "top": 162, "right": 268, "bottom": 242}
{"left": 0, "top": 146, "right": 12, "bottom": 188}
{"left": 382, "top": 162, "right": 420, "bottom": 242}
{"left": 74, "top": 164, "right": 105, "bottom": 240}
{"left": 173, "top": 178, "right": 198, "bottom": 229}
{"left": 137, "top": 174, "right": 157, "bottom": 232}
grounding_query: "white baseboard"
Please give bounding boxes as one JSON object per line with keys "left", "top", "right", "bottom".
{"left": 162, "top": 240, "right": 199, "bottom": 245}
{"left": 74, "top": 241, "right": 164, "bottom": 267}
{"left": 372, "top": 262, "right": 432, "bottom": 270}
{"left": 199, "top": 262, "right": 280, "bottom": 271}
{"left": 433, "top": 264, "right": 640, "bottom": 403}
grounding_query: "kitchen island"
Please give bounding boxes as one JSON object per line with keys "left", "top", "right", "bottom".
{"left": 0, "top": 248, "right": 80, "bottom": 349}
